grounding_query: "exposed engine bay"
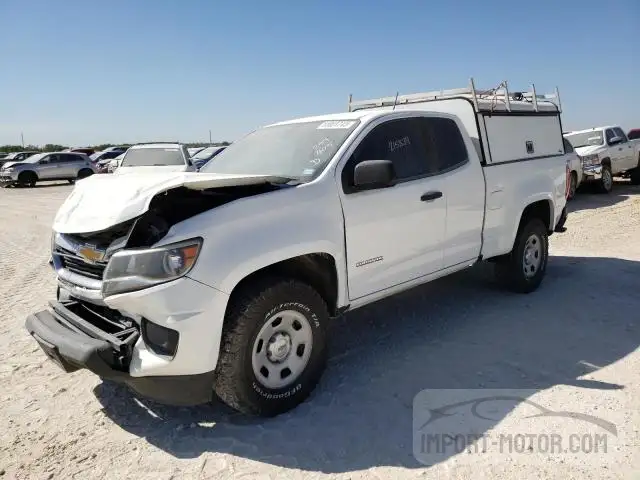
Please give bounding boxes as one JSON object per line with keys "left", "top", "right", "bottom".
{"left": 60, "top": 182, "right": 283, "bottom": 253}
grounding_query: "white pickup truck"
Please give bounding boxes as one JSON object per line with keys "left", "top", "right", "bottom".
{"left": 564, "top": 125, "right": 640, "bottom": 192}
{"left": 25, "top": 79, "right": 569, "bottom": 417}
{"left": 114, "top": 143, "right": 196, "bottom": 174}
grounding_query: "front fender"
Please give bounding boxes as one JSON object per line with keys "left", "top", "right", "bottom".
{"left": 173, "top": 182, "right": 348, "bottom": 307}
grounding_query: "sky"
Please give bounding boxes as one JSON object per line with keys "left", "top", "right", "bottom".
{"left": 1, "top": 0, "right": 638, "bottom": 146}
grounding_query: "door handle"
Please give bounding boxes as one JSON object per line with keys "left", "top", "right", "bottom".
{"left": 421, "top": 191, "right": 443, "bottom": 202}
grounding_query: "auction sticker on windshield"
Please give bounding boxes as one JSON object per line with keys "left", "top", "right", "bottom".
{"left": 317, "top": 120, "right": 357, "bottom": 129}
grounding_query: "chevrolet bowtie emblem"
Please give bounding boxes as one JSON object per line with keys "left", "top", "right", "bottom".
{"left": 78, "top": 245, "right": 105, "bottom": 263}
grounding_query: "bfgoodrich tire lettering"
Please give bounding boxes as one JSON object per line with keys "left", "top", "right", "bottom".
{"left": 213, "top": 278, "right": 329, "bottom": 416}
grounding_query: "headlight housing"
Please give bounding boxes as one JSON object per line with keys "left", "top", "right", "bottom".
{"left": 581, "top": 154, "right": 599, "bottom": 166}
{"left": 102, "top": 237, "right": 202, "bottom": 297}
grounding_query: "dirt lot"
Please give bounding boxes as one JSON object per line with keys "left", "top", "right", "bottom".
{"left": 0, "top": 181, "right": 639, "bottom": 479}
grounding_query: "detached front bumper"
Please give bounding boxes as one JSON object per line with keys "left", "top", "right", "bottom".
{"left": 25, "top": 276, "right": 230, "bottom": 406}
{"left": 25, "top": 300, "right": 215, "bottom": 405}
{"left": 581, "top": 164, "right": 602, "bottom": 181}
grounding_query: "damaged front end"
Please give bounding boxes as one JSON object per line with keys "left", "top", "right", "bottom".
{"left": 26, "top": 176, "right": 285, "bottom": 404}
{"left": 51, "top": 182, "right": 282, "bottom": 304}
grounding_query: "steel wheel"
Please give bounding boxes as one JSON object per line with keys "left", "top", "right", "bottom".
{"left": 251, "top": 309, "right": 313, "bottom": 390}
{"left": 602, "top": 168, "right": 613, "bottom": 192}
{"left": 522, "top": 233, "right": 542, "bottom": 279}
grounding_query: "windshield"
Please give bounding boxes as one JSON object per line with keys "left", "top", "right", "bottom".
{"left": 22, "top": 153, "right": 47, "bottom": 164}
{"left": 120, "top": 147, "right": 185, "bottom": 167}
{"left": 192, "top": 146, "right": 225, "bottom": 160}
{"left": 564, "top": 131, "right": 604, "bottom": 148}
{"left": 200, "top": 120, "right": 361, "bottom": 179}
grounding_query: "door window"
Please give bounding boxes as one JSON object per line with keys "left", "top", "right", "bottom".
{"left": 343, "top": 117, "right": 429, "bottom": 191}
{"left": 415, "top": 117, "right": 469, "bottom": 173}
{"left": 605, "top": 129, "right": 616, "bottom": 144}
{"left": 613, "top": 127, "right": 628, "bottom": 143}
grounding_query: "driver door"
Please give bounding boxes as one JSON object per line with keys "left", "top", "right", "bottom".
{"left": 37, "top": 154, "right": 59, "bottom": 179}
{"left": 612, "top": 127, "right": 636, "bottom": 170}
{"left": 338, "top": 115, "right": 447, "bottom": 300}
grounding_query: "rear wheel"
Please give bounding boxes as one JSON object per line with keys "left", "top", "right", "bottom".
{"left": 630, "top": 156, "right": 640, "bottom": 185}
{"left": 495, "top": 218, "right": 549, "bottom": 293}
{"left": 213, "top": 278, "right": 329, "bottom": 417}
{"left": 17, "top": 171, "right": 37, "bottom": 187}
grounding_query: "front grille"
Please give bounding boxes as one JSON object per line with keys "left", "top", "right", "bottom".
{"left": 55, "top": 246, "right": 107, "bottom": 279}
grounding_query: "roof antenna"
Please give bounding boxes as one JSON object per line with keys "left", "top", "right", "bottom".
{"left": 392, "top": 91, "right": 399, "bottom": 110}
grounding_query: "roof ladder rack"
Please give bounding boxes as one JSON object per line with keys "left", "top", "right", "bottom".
{"left": 347, "top": 77, "right": 563, "bottom": 114}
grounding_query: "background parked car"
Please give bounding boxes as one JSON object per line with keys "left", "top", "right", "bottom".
{"left": 115, "top": 143, "right": 195, "bottom": 173}
{"left": 90, "top": 149, "right": 127, "bottom": 165}
{"left": 0, "top": 152, "right": 97, "bottom": 187}
{"left": 627, "top": 129, "right": 640, "bottom": 140}
{"left": 0, "top": 151, "right": 39, "bottom": 168}
{"left": 102, "top": 146, "right": 128, "bottom": 153}
{"left": 562, "top": 137, "right": 583, "bottom": 200}
{"left": 106, "top": 153, "right": 125, "bottom": 173}
{"left": 563, "top": 125, "right": 640, "bottom": 192}
{"left": 191, "top": 145, "right": 227, "bottom": 170}
{"left": 65, "top": 147, "right": 96, "bottom": 156}
{"left": 187, "top": 147, "right": 205, "bottom": 157}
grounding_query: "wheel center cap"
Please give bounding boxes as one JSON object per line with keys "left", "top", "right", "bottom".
{"left": 267, "top": 333, "right": 291, "bottom": 362}
{"left": 525, "top": 249, "right": 533, "bottom": 264}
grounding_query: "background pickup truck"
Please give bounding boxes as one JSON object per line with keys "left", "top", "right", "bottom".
{"left": 25, "top": 80, "right": 569, "bottom": 417}
{"left": 564, "top": 125, "right": 640, "bottom": 192}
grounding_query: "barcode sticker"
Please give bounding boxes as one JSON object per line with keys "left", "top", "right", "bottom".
{"left": 317, "top": 120, "right": 356, "bottom": 130}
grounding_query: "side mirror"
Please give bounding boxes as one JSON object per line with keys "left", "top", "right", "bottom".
{"left": 353, "top": 160, "right": 396, "bottom": 190}
{"left": 609, "top": 136, "right": 622, "bottom": 146}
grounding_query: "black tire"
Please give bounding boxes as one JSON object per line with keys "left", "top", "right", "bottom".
{"left": 494, "top": 218, "right": 549, "bottom": 294}
{"left": 630, "top": 156, "right": 640, "bottom": 185}
{"left": 213, "top": 277, "right": 329, "bottom": 417}
{"left": 567, "top": 172, "right": 577, "bottom": 200}
{"left": 599, "top": 165, "right": 613, "bottom": 193}
{"left": 17, "top": 171, "right": 37, "bottom": 187}
{"left": 77, "top": 169, "right": 93, "bottom": 180}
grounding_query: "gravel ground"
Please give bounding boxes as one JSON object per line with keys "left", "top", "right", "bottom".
{"left": 0, "top": 180, "right": 639, "bottom": 479}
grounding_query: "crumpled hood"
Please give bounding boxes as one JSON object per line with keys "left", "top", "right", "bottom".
{"left": 53, "top": 171, "right": 283, "bottom": 234}
{"left": 115, "top": 164, "right": 192, "bottom": 174}
{"left": 1, "top": 161, "right": 22, "bottom": 169}
{"left": 574, "top": 145, "right": 604, "bottom": 157}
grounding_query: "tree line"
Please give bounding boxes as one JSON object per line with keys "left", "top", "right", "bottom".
{"left": 0, "top": 141, "right": 231, "bottom": 153}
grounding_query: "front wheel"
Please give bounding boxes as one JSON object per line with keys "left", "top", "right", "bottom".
{"left": 599, "top": 165, "right": 613, "bottom": 193}
{"left": 567, "top": 172, "right": 577, "bottom": 200}
{"left": 213, "top": 278, "right": 329, "bottom": 416}
{"left": 17, "top": 171, "right": 37, "bottom": 188}
{"left": 495, "top": 218, "right": 549, "bottom": 293}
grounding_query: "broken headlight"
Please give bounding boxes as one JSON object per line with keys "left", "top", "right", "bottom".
{"left": 102, "top": 237, "right": 202, "bottom": 296}
{"left": 581, "top": 154, "right": 599, "bottom": 166}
